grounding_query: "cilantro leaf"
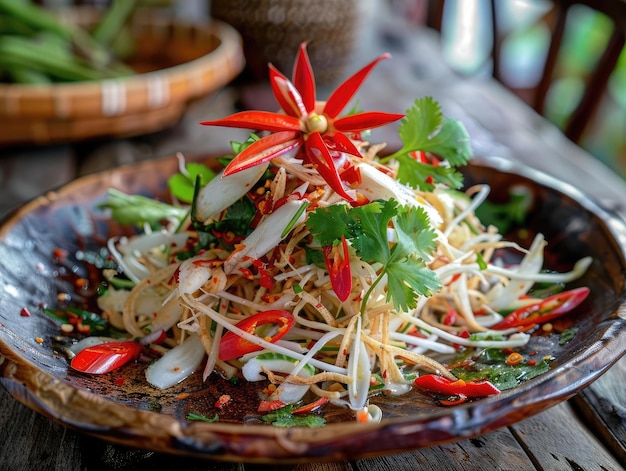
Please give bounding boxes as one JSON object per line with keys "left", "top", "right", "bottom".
{"left": 349, "top": 200, "right": 395, "bottom": 264}
{"left": 305, "top": 204, "right": 353, "bottom": 246}
{"left": 307, "top": 199, "right": 441, "bottom": 313}
{"left": 395, "top": 156, "right": 464, "bottom": 192}
{"left": 559, "top": 327, "right": 578, "bottom": 345}
{"left": 392, "top": 205, "right": 437, "bottom": 261}
{"left": 386, "top": 260, "right": 441, "bottom": 310}
{"left": 383, "top": 97, "right": 472, "bottom": 190}
{"left": 261, "top": 405, "right": 326, "bottom": 428}
{"left": 270, "top": 415, "right": 326, "bottom": 428}
{"left": 397, "top": 97, "right": 471, "bottom": 166}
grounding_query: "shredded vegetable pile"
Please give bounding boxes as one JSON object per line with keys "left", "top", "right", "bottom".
{"left": 61, "top": 44, "right": 591, "bottom": 425}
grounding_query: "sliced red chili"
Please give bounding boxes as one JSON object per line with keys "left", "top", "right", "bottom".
{"left": 257, "top": 399, "right": 287, "bottom": 412}
{"left": 251, "top": 258, "right": 275, "bottom": 290}
{"left": 414, "top": 374, "right": 500, "bottom": 397}
{"left": 437, "top": 394, "right": 468, "bottom": 406}
{"left": 491, "top": 287, "right": 590, "bottom": 330}
{"left": 219, "top": 310, "right": 295, "bottom": 361}
{"left": 71, "top": 341, "right": 142, "bottom": 375}
{"left": 323, "top": 235, "right": 352, "bottom": 302}
{"left": 292, "top": 396, "right": 329, "bottom": 415}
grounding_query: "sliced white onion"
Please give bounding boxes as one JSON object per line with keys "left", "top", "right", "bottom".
{"left": 486, "top": 233, "right": 545, "bottom": 310}
{"left": 195, "top": 163, "right": 269, "bottom": 222}
{"left": 151, "top": 296, "right": 183, "bottom": 332}
{"left": 347, "top": 317, "right": 371, "bottom": 411}
{"left": 224, "top": 199, "right": 308, "bottom": 275}
{"left": 145, "top": 334, "right": 205, "bottom": 389}
{"left": 178, "top": 259, "right": 212, "bottom": 294}
{"left": 242, "top": 353, "right": 314, "bottom": 404}
{"left": 357, "top": 163, "right": 442, "bottom": 226}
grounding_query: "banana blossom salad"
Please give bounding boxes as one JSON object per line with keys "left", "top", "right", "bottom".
{"left": 49, "top": 44, "right": 591, "bottom": 427}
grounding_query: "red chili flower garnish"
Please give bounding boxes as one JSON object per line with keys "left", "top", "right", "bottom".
{"left": 201, "top": 43, "right": 404, "bottom": 202}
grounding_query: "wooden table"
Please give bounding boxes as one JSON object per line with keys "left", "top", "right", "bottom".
{"left": 0, "top": 6, "right": 625, "bottom": 471}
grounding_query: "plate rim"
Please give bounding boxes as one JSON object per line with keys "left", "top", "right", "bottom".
{"left": 1, "top": 154, "right": 625, "bottom": 463}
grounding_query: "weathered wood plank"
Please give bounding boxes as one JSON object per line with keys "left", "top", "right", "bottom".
{"left": 510, "top": 401, "right": 623, "bottom": 471}
{"left": 351, "top": 427, "right": 532, "bottom": 471}
{"left": 570, "top": 354, "right": 626, "bottom": 465}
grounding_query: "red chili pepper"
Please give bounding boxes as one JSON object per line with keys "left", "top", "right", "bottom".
{"left": 71, "top": 341, "right": 142, "bottom": 375}
{"left": 442, "top": 306, "right": 458, "bottom": 326}
{"left": 251, "top": 258, "right": 275, "bottom": 290}
{"left": 437, "top": 394, "right": 468, "bottom": 406}
{"left": 201, "top": 43, "right": 403, "bottom": 203}
{"left": 414, "top": 374, "right": 500, "bottom": 397}
{"left": 339, "top": 162, "right": 362, "bottom": 188}
{"left": 219, "top": 310, "right": 295, "bottom": 361}
{"left": 257, "top": 399, "right": 287, "bottom": 412}
{"left": 214, "top": 394, "right": 232, "bottom": 409}
{"left": 491, "top": 287, "right": 590, "bottom": 330}
{"left": 292, "top": 396, "right": 329, "bottom": 415}
{"left": 323, "top": 235, "right": 352, "bottom": 302}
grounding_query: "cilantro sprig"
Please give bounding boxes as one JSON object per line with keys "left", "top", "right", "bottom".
{"left": 306, "top": 199, "right": 441, "bottom": 313}
{"left": 261, "top": 404, "right": 326, "bottom": 428}
{"left": 382, "top": 97, "right": 472, "bottom": 191}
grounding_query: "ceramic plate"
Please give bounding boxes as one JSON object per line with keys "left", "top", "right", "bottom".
{"left": 1, "top": 155, "right": 625, "bottom": 463}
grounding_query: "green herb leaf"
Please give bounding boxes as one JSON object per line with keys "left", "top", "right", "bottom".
{"left": 395, "top": 157, "right": 464, "bottom": 192}
{"left": 475, "top": 186, "right": 533, "bottom": 233}
{"left": 42, "top": 307, "right": 125, "bottom": 337}
{"left": 559, "top": 327, "right": 578, "bottom": 345}
{"left": 452, "top": 361, "right": 550, "bottom": 391}
{"left": 383, "top": 97, "right": 471, "bottom": 190}
{"left": 100, "top": 189, "right": 187, "bottom": 227}
{"left": 261, "top": 405, "right": 326, "bottom": 428}
{"left": 168, "top": 162, "right": 217, "bottom": 203}
{"left": 306, "top": 199, "right": 441, "bottom": 312}
{"left": 186, "top": 413, "right": 219, "bottom": 423}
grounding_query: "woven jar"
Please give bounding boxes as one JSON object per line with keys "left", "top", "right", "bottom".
{"left": 211, "top": 0, "right": 363, "bottom": 85}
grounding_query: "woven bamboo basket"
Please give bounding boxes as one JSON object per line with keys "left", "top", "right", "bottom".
{"left": 0, "top": 9, "right": 244, "bottom": 145}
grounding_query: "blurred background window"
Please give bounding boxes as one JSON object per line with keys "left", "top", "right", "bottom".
{"left": 417, "top": 0, "right": 626, "bottom": 179}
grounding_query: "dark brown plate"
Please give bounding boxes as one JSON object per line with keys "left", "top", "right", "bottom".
{"left": 0, "top": 155, "right": 625, "bottom": 463}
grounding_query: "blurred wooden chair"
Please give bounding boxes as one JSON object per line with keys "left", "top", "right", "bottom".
{"left": 426, "top": 0, "right": 626, "bottom": 145}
